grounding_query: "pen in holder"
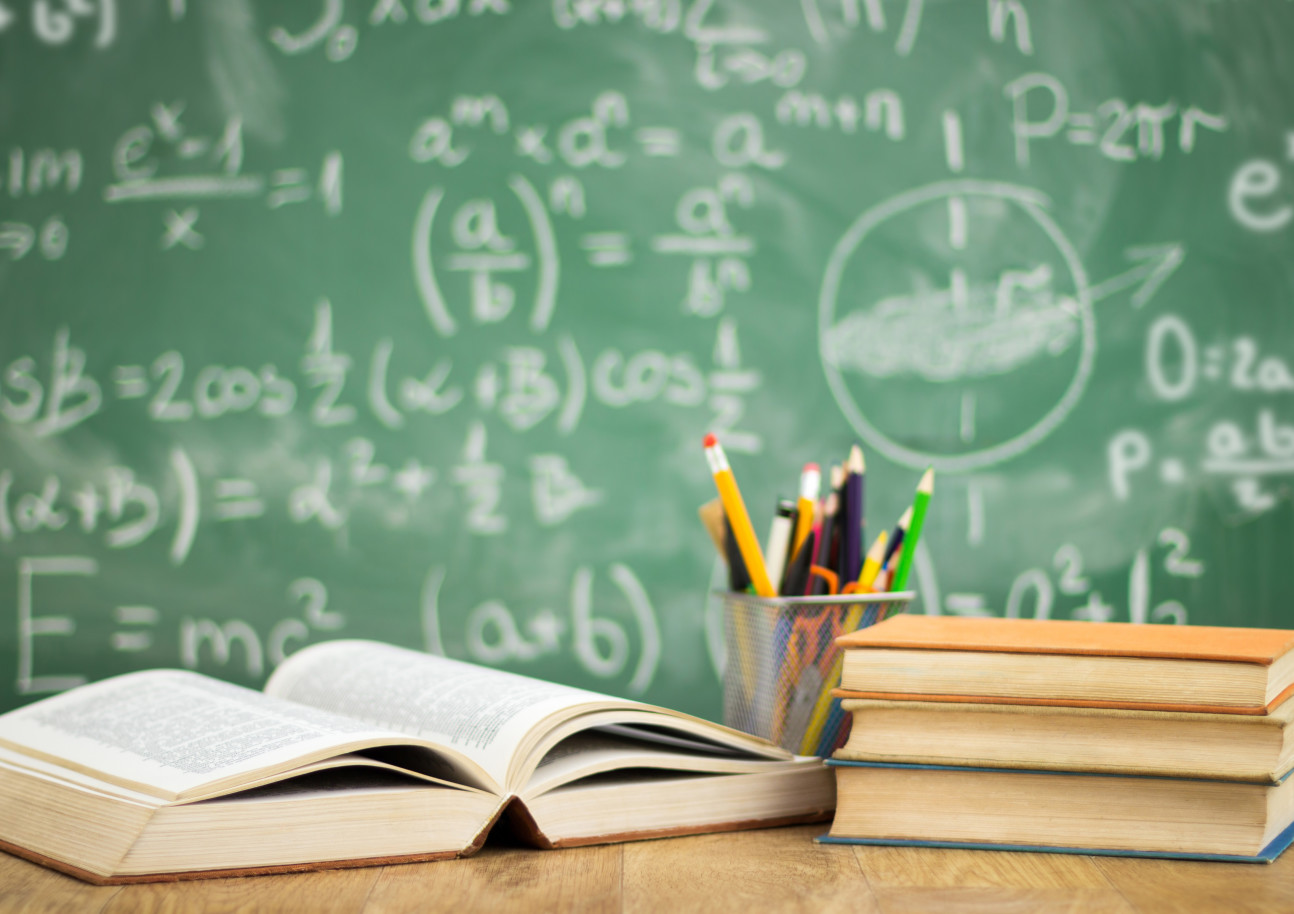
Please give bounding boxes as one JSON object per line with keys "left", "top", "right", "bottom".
{"left": 721, "top": 590, "right": 914, "bottom": 756}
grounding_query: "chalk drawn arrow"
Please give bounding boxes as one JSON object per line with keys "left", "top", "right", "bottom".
{"left": 1088, "top": 243, "right": 1185, "bottom": 309}
{"left": 0, "top": 223, "right": 34, "bottom": 259}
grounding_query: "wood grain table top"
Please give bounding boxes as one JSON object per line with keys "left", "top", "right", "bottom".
{"left": 4, "top": 824, "right": 1293, "bottom": 913}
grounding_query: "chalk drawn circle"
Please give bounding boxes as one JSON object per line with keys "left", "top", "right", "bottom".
{"left": 819, "top": 180, "right": 1095, "bottom": 472}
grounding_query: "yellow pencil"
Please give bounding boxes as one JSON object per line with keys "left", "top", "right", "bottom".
{"left": 704, "top": 434, "right": 775, "bottom": 597}
{"left": 800, "top": 531, "right": 890, "bottom": 754}
{"left": 790, "top": 462, "right": 820, "bottom": 561}
{"left": 856, "top": 530, "right": 888, "bottom": 591}
{"left": 798, "top": 603, "right": 864, "bottom": 755}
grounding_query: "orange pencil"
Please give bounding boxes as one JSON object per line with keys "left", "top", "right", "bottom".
{"left": 703, "top": 433, "right": 776, "bottom": 598}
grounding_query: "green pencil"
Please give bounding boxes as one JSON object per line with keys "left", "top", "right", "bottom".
{"left": 889, "top": 468, "right": 934, "bottom": 593}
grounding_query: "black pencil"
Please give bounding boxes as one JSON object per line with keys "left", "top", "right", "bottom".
{"left": 843, "top": 445, "right": 865, "bottom": 585}
{"left": 782, "top": 527, "right": 817, "bottom": 597}
{"left": 724, "top": 516, "right": 751, "bottom": 592}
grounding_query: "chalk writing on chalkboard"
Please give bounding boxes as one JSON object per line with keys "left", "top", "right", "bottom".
{"left": 1, "top": 0, "right": 1291, "bottom": 719}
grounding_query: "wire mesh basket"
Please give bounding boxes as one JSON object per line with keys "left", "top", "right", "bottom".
{"left": 721, "top": 590, "right": 914, "bottom": 756}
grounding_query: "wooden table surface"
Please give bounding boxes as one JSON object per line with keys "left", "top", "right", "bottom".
{"left": 5, "top": 824, "right": 1294, "bottom": 914}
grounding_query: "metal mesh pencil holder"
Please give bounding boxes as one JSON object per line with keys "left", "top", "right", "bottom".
{"left": 721, "top": 590, "right": 914, "bottom": 756}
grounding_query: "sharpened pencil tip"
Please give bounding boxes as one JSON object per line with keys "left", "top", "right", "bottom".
{"left": 849, "top": 444, "right": 864, "bottom": 473}
{"left": 918, "top": 467, "right": 935, "bottom": 493}
{"left": 703, "top": 433, "right": 717, "bottom": 448}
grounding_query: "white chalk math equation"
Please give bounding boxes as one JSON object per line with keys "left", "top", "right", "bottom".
{"left": 405, "top": 89, "right": 791, "bottom": 322}
{"left": 941, "top": 531, "right": 1202, "bottom": 626}
{"left": 0, "top": 427, "right": 602, "bottom": 556}
{"left": 101, "top": 102, "right": 342, "bottom": 250}
{"left": 0, "top": 215, "right": 68, "bottom": 262}
{"left": 0, "top": 296, "right": 764, "bottom": 544}
{"left": 15, "top": 531, "right": 665, "bottom": 695}
{"left": 1108, "top": 313, "right": 1294, "bottom": 516}
{"left": 275, "top": 0, "right": 853, "bottom": 102}
{"left": 5, "top": 0, "right": 1291, "bottom": 714}
{"left": 0, "top": 0, "right": 116, "bottom": 49}
{"left": 0, "top": 297, "right": 761, "bottom": 449}
{"left": 16, "top": 559, "right": 343, "bottom": 695}
{"left": 798, "top": 0, "right": 1034, "bottom": 58}
{"left": 652, "top": 173, "right": 757, "bottom": 317}
{"left": 15, "top": 554, "right": 664, "bottom": 700}
{"left": 0, "top": 300, "right": 729, "bottom": 432}
{"left": 407, "top": 90, "right": 804, "bottom": 177}
{"left": 409, "top": 92, "right": 674, "bottom": 172}
{"left": 422, "top": 562, "right": 661, "bottom": 695}
{"left": 1228, "top": 131, "right": 1294, "bottom": 235}
{"left": 1004, "top": 72, "right": 1229, "bottom": 168}
{"left": 407, "top": 92, "right": 791, "bottom": 329}
{"left": 411, "top": 176, "right": 559, "bottom": 337}
{"left": 0, "top": 145, "right": 80, "bottom": 263}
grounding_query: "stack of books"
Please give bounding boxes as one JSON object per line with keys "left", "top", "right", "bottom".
{"left": 819, "top": 615, "right": 1294, "bottom": 862}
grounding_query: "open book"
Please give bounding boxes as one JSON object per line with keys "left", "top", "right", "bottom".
{"left": 0, "top": 640, "right": 833, "bottom": 883}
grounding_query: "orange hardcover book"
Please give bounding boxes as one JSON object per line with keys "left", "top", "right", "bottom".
{"left": 834, "top": 616, "right": 1294, "bottom": 714}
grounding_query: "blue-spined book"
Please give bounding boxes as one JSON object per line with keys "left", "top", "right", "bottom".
{"left": 819, "top": 760, "right": 1294, "bottom": 863}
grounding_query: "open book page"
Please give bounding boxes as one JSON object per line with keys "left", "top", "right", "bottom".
{"left": 0, "top": 744, "right": 167, "bottom": 806}
{"left": 0, "top": 740, "right": 469, "bottom": 805}
{"left": 265, "top": 641, "right": 647, "bottom": 792}
{"left": 524, "top": 730, "right": 817, "bottom": 797}
{"left": 0, "top": 670, "right": 439, "bottom": 801}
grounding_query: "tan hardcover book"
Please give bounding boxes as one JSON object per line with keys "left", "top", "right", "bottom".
{"left": 835, "top": 697, "right": 1294, "bottom": 783}
{"left": 0, "top": 640, "right": 833, "bottom": 883}
{"left": 824, "top": 760, "right": 1294, "bottom": 861}
{"left": 835, "top": 616, "right": 1294, "bottom": 713}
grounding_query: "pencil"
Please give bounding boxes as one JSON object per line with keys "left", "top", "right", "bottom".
{"left": 781, "top": 526, "right": 817, "bottom": 597}
{"left": 830, "top": 463, "right": 849, "bottom": 586}
{"left": 703, "top": 434, "right": 776, "bottom": 598}
{"left": 882, "top": 506, "right": 912, "bottom": 569}
{"left": 811, "top": 477, "right": 841, "bottom": 596}
{"left": 791, "top": 463, "right": 819, "bottom": 558}
{"left": 857, "top": 530, "right": 888, "bottom": 591}
{"left": 764, "top": 499, "right": 796, "bottom": 593}
{"left": 800, "top": 531, "right": 887, "bottom": 754}
{"left": 813, "top": 694, "right": 849, "bottom": 757}
{"left": 798, "top": 601, "right": 863, "bottom": 755}
{"left": 724, "top": 516, "right": 751, "bottom": 593}
{"left": 842, "top": 445, "right": 865, "bottom": 585}
{"left": 889, "top": 468, "right": 934, "bottom": 593}
{"left": 697, "top": 498, "right": 726, "bottom": 557}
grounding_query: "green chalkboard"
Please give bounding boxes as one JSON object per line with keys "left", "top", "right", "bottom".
{"left": 1, "top": 0, "right": 1293, "bottom": 718}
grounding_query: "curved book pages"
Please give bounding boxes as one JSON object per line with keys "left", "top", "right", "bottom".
{"left": 0, "top": 641, "right": 834, "bottom": 883}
